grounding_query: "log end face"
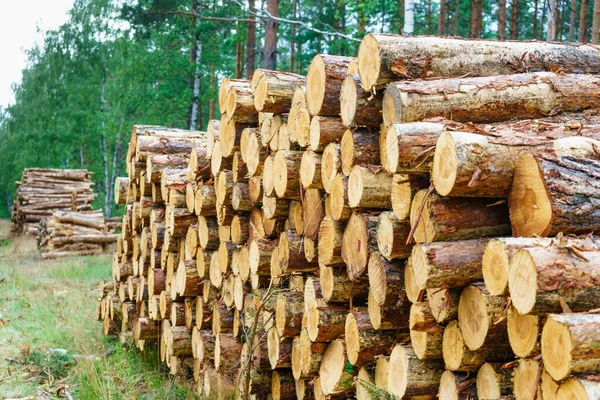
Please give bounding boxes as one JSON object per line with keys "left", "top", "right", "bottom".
{"left": 381, "top": 125, "right": 398, "bottom": 174}
{"left": 376, "top": 212, "right": 395, "bottom": 260}
{"left": 347, "top": 166, "right": 363, "bottom": 208}
{"left": 556, "top": 378, "right": 589, "bottom": 400}
{"left": 300, "top": 151, "right": 317, "bottom": 189}
{"left": 508, "top": 249, "right": 538, "bottom": 315}
{"left": 341, "top": 213, "right": 369, "bottom": 281}
{"left": 457, "top": 285, "right": 489, "bottom": 351}
{"left": 340, "top": 74, "right": 358, "bottom": 127}
{"left": 410, "top": 190, "right": 433, "bottom": 244}
{"left": 344, "top": 313, "right": 360, "bottom": 366}
{"left": 542, "top": 317, "right": 573, "bottom": 381}
{"left": 507, "top": 306, "right": 539, "bottom": 358}
{"left": 382, "top": 92, "right": 399, "bottom": 128}
{"left": 367, "top": 252, "right": 388, "bottom": 306}
{"left": 319, "top": 339, "right": 346, "bottom": 395}
{"left": 387, "top": 345, "right": 408, "bottom": 397}
{"left": 438, "top": 370, "right": 460, "bottom": 400}
{"left": 340, "top": 129, "right": 355, "bottom": 176}
{"left": 432, "top": 131, "right": 458, "bottom": 197}
{"left": 442, "top": 320, "right": 465, "bottom": 371}
{"left": 410, "top": 244, "right": 430, "bottom": 291}
{"left": 404, "top": 258, "right": 422, "bottom": 304}
{"left": 253, "top": 77, "right": 269, "bottom": 112}
{"left": 391, "top": 174, "right": 411, "bottom": 220}
{"left": 508, "top": 152, "right": 552, "bottom": 237}
{"left": 367, "top": 290, "right": 382, "bottom": 330}
{"left": 514, "top": 359, "right": 541, "bottom": 400}
{"left": 309, "top": 116, "right": 321, "bottom": 151}
{"left": 482, "top": 239, "right": 510, "bottom": 296}
{"left": 306, "top": 55, "right": 326, "bottom": 116}
{"left": 330, "top": 174, "right": 346, "bottom": 221}
{"left": 476, "top": 363, "right": 501, "bottom": 400}
{"left": 356, "top": 367, "right": 372, "bottom": 400}
{"left": 357, "top": 34, "right": 380, "bottom": 91}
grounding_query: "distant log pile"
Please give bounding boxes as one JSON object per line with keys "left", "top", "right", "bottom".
{"left": 97, "top": 35, "right": 600, "bottom": 399}
{"left": 38, "top": 210, "right": 119, "bottom": 259}
{"left": 11, "top": 168, "right": 97, "bottom": 235}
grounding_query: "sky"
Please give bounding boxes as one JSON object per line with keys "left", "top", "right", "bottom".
{"left": 0, "top": 0, "right": 75, "bottom": 109}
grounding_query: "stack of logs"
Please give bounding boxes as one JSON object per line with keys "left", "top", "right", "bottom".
{"left": 11, "top": 168, "right": 97, "bottom": 235}
{"left": 38, "top": 210, "right": 119, "bottom": 259}
{"left": 97, "top": 35, "right": 600, "bottom": 400}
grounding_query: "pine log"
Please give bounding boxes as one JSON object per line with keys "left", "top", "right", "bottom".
{"left": 344, "top": 311, "right": 402, "bottom": 366}
{"left": 248, "top": 176, "right": 263, "bottom": 205}
{"left": 541, "top": 313, "right": 600, "bottom": 381}
{"left": 306, "top": 54, "right": 353, "bottom": 116}
{"left": 291, "top": 329, "right": 328, "bottom": 379}
{"left": 288, "top": 87, "right": 311, "bottom": 147}
{"left": 476, "top": 363, "right": 514, "bottom": 400}
{"left": 224, "top": 79, "right": 258, "bottom": 123}
{"left": 458, "top": 284, "right": 510, "bottom": 351}
{"left": 410, "top": 190, "right": 510, "bottom": 244}
{"left": 267, "top": 328, "right": 293, "bottom": 369}
{"left": 438, "top": 370, "right": 478, "bottom": 400}
{"left": 347, "top": 166, "right": 392, "bottom": 209}
{"left": 278, "top": 230, "right": 318, "bottom": 273}
{"left": 442, "top": 320, "right": 514, "bottom": 372}
{"left": 273, "top": 150, "right": 303, "bottom": 199}
{"left": 305, "top": 299, "right": 347, "bottom": 342}
{"left": 507, "top": 306, "right": 541, "bottom": 358}
{"left": 409, "top": 301, "right": 444, "bottom": 360}
{"left": 271, "top": 370, "right": 296, "bottom": 400}
{"left": 275, "top": 291, "right": 304, "bottom": 337}
{"left": 339, "top": 74, "right": 383, "bottom": 128}
{"left": 508, "top": 242, "right": 600, "bottom": 315}
{"left": 367, "top": 288, "right": 409, "bottom": 330}
{"left": 411, "top": 239, "right": 488, "bottom": 290}
{"left": 340, "top": 128, "right": 380, "bottom": 176}
{"left": 320, "top": 143, "right": 341, "bottom": 193}
{"left": 300, "top": 150, "right": 323, "bottom": 189}
{"left": 376, "top": 211, "right": 412, "bottom": 260}
{"left": 309, "top": 116, "right": 346, "bottom": 152}
{"left": 114, "top": 177, "right": 129, "bottom": 204}
{"left": 513, "top": 359, "right": 541, "bottom": 400}
{"left": 510, "top": 151, "right": 600, "bottom": 237}
{"left": 427, "top": 287, "right": 460, "bottom": 325}
{"left": 320, "top": 265, "right": 368, "bottom": 304}
{"left": 302, "top": 188, "right": 324, "bottom": 241}
{"left": 253, "top": 69, "right": 306, "bottom": 113}
{"left": 318, "top": 339, "right": 357, "bottom": 396}
{"left": 357, "top": 34, "right": 600, "bottom": 90}
{"left": 317, "top": 217, "right": 345, "bottom": 267}
{"left": 367, "top": 251, "right": 406, "bottom": 307}
{"left": 383, "top": 73, "right": 600, "bottom": 125}
{"left": 329, "top": 174, "right": 352, "bottom": 222}
{"left": 557, "top": 377, "right": 600, "bottom": 400}
{"left": 287, "top": 200, "right": 304, "bottom": 235}
{"left": 387, "top": 344, "right": 445, "bottom": 398}
{"left": 380, "top": 122, "right": 446, "bottom": 174}
{"left": 341, "top": 212, "right": 378, "bottom": 281}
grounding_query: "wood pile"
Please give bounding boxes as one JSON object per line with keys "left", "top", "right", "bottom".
{"left": 97, "top": 35, "right": 600, "bottom": 399}
{"left": 11, "top": 168, "right": 97, "bottom": 235}
{"left": 37, "top": 210, "right": 119, "bottom": 259}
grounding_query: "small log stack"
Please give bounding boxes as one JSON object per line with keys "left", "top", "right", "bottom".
{"left": 37, "top": 210, "right": 119, "bottom": 259}
{"left": 11, "top": 168, "right": 97, "bottom": 235}
{"left": 97, "top": 35, "right": 600, "bottom": 399}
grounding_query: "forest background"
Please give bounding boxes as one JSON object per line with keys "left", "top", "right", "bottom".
{"left": 0, "top": 0, "right": 599, "bottom": 218}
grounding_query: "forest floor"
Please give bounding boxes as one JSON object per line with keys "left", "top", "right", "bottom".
{"left": 0, "top": 220, "right": 199, "bottom": 399}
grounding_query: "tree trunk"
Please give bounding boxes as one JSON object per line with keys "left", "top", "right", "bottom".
{"left": 498, "top": 0, "right": 507, "bottom": 39}
{"left": 340, "top": 129, "right": 380, "bottom": 176}
{"left": 593, "top": 0, "right": 600, "bottom": 43}
{"left": 580, "top": 0, "right": 589, "bottom": 42}
{"left": 533, "top": 0, "right": 540, "bottom": 38}
{"left": 510, "top": 0, "right": 519, "bottom": 39}
{"left": 375, "top": 211, "right": 412, "bottom": 260}
{"left": 547, "top": 0, "right": 558, "bottom": 40}
{"left": 438, "top": 0, "right": 447, "bottom": 35}
{"left": 470, "top": 0, "right": 483, "bottom": 37}
{"left": 264, "top": 0, "right": 279, "bottom": 70}
{"left": 383, "top": 73, "right": 600, "bottom": 125}
{"left": 404, "top": 0, "right": 415, "bottom": 34}
{"left": 388, "top": 344, "right": 445, "bottom": 398}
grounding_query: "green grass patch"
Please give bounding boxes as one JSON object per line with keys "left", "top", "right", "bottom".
{"left": 0, "top": 222, "right": 199, "bottom": 399}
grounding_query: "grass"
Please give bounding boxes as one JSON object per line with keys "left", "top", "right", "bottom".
{"left": 0, "top": 220, "right": 200, "bottom": 399}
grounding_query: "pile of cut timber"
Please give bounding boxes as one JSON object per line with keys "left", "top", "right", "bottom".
{"left": 11, "top": 168, "right": 97, "bottom": 235}
{"left": 97, "top": 35, "right": 600, "bottom": 399}
{"left": 38, "top": 210, "right": 119, "bottom": 259}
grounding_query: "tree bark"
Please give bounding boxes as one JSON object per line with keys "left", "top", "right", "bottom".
{"left": 510, "top": 0, "right": 519, "bottom": 39}
{"left": 246, "top": 0, "right": 256, "bottom": 79}
{"left": 594, "top": 0, "right": 600, "bottom": 43}
{"left": 264, "top": 0, "right": 279, "bottom": 70}
{"left": 498, "top": 0, "right": 507, "bottom": 39}
{"left": 306, "top": 55, "right": 353, "bottom": 116}
{"left": 547, "top": 0, "right": 559, "bottom": 40}
{"left": 580, "top": 0, "right": 590, "bottom": 42}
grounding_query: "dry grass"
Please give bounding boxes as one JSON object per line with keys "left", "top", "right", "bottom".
{"left": 0, "top": 220, "right": 200, "bottom": 399}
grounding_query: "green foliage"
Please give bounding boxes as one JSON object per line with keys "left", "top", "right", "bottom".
{"left": 356, "top": 378, "right": 401, "bottom": 400}
{"left": 0, "top": 0, "right": 595, "bottom": 218}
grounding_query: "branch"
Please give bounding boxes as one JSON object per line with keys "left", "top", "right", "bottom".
{"left": 232, "top": 0, "right": 361, "bottom": 42}
{"left": 147, "top": 11, "right": 263, "bottom": 24}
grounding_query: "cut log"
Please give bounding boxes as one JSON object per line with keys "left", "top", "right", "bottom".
{"left": 320, "top": 143, "right": 341, "bottom": 193}
{"left": 458, "top": 284, "right": 509, "bottom": 351}
{"left": 376, "top": 211, "right": 412, "bottom": 260}
{"left": 329, "top": 174, "right": 352, "bottom": 222}
{"left": 273, "top": 150, "right": 303, "bottom": 199}
{"left": 248, "top": 176, "right": 262, "bottom": 205}
{"left": 317, "top": 216, "right": 345, "bottom": 267}
{"left": 225, "top": 79, "right": 258, "bottom": 123}
{"left": 320, "top": 265, "right": 368, "bottom": 303}
{"left": 305, "top": 298, "right": 347, "bottom": 341}
{"left": 340, "top": 129, "right": 379, "bottom": 176}
{"left": 387, "top": 344, "right": 445, "bottom": 398}
{"left": 510, "top": 151, "right": 600, "bottom": 237}
{"left": 507, "top": 306, "right": 540, "bottom": 358}
{"left": 476, "top": 363, "right": 514, "bottom": 400}
{"left": 339, "top": 74, "right": 383, "bottom": 128}
{"left": 374, "top": 356, "right": 389, "bottom": 389}
{"left": 206, "top": 119, "right": 220, "bottom": 158}
{"left": 341, "top": 212, "right": 378, "bottom": 281}
{"left": 411, "top": 239, "right": 488, "bottom": 290}
{"left": 390, "top": 174, "right": 429, "bottom": 222}
{"left": 404, "top": 258, "right": 423, "bottom": 304}
{"left": 345, "top": 311, "right": 401, "bottom": 366}
{"left": 433, "top": 131, "right": 600, "bottom": 198}
{"left": 410, "top": 190, "right": 510, "bottom": 244}
{"left": 557, "top": 377, "right": 600, "bottom": 400}
{"left": 275, "top": 291, "right": 304, "bottom": 338}
{"left": 513, "top": 359, "right": 541, "bottom": 400}
{"left": 318, "top": 339, "right": 357, "bottom": 395}
{"left": 302, "top": 188, "right": 324, "bottom": 240}
{"left": 278, "top": 230, "right": 318, "bottom": 273}
{"left": 271, "top": 370, "right": 295, "bottom": 400}
{"left": 442, "top": 320, "right": 514, "bottom": 372}
{"left": 263, "top": 195, "right": 289, "bottom": 220}
{"left": 249, "top": 238, "right": 277, "bottom": 276}
{"left": 368, "top": 288, "right": 409, "bottom": 330}
{"left": 355, "top": 367, "right": 374, "bottom": 400}
{"left": 288, "top": 200, "right": 304, "bottom": 235}
{"left": 508, "top": 242, "right": 600, "bottom": 315}
{"left": 410, "top": 301, "right": 443, "bottom": 360}
{"left": 253, "top": 69, "right": 306, "bottom": 113}
{"left": 383, "top": 72, "right": 600, "bottom": 125}
{"left": 427, "top": 288, "right": 460, "bottom": 325}
{"left": 306, "top": 54, "right": 352, "bottom": 116}
{"left": 438, "top": 370, "right": 478, "bottom": 400}
{"left": 347, "top": 166, "right": 392, "bottom": 209}
{"left": 542, "top": 313, "right": 600, "bottom": 381}
{"left": 267, "top": 328, "right": 293, "bottom": 369}
{"left": 195, "top": 184, "right": 217, "bottom": 217}
{"left": 367, "top": 251, "right": 406, "bottom": 307}
{"left": 309, "top": 116, "right": 346, "bottom": 152}
{"left": 300, "top": 151, "right": 323, "bottom": 189}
